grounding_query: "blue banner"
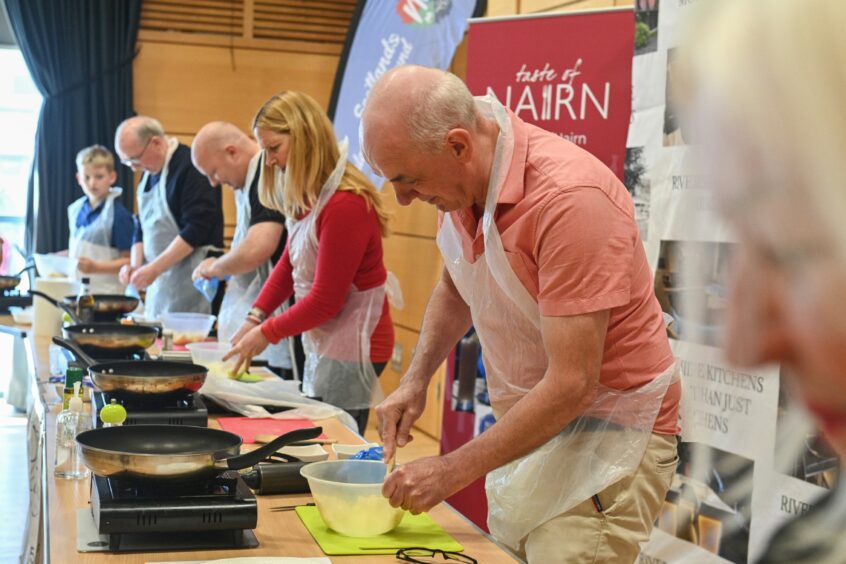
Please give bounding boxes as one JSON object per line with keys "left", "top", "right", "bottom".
{"left": 329, "top": 0, "right": 485, "bottom": 186}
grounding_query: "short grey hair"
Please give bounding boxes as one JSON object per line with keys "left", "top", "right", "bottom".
{"left": 407, "top": 71, "right": 478, "bottom": 152}
{"left": 134, "top": 117, "right": 166, "bottom": 143}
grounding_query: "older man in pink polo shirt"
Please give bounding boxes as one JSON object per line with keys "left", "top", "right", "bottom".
{"left": 362, "top": 65, "right": 681, "bottom": 563}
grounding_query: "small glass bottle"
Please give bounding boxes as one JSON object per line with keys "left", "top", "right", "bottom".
{"left": 54, "top": 382, "right": 92, "bottom": 480}
{"left": 62, "top": 366, "right": 84, "bottom": 410}
{"left": 161, "top": 329, "right": 174, "bottom": 351}
{"left": 76, "top": 276, "right": 95, "bottom": 323}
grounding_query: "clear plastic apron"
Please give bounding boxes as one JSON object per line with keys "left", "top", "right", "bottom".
{"left": 288, "top": 141, "right": 385, "bottom": 410}
{"left": 137, "top": 138, "right": 212, "bottom": 318}
{"left": 437, "top": 97, "right": 675, "bottom": 549}
{"left": 218, "top": 153, "right": 292, "bottom": 370}
{"left": 68, "top": 188, "right": 125, "bottom": 294}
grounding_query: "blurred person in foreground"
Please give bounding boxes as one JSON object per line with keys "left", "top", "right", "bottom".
{"left": 691, "top": 0, "right": 846, "bottom": 561}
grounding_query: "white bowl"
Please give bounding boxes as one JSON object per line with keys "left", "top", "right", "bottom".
{"left": 280, "top": 444, "right": 329, "bottom": 463}
{"left": 300, "top": 460, "right": 405, "bottom": 537}
{"left": 185, "top": 341, "right": 237, "bottom": 377}
{"left": 34, "top": 253, "right": 77, "bottom": 278}
{"left": 9, "top": 306, "right": 33, "bottom": 325}
{"left": 332, "top": 443, "right": 380, "bottom": 460}
{"left": 160, "top": 312, "right": 216, "bottom": 346}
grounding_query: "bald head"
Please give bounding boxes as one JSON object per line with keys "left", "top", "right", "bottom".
{"left": 360, "top": 65, "right": 499, "bottom": 213}
{"left": 191, "top": 121, "right": 259, "bottom": 190}
{"left": 363, "top": 65, "right": 478, "bottom": 157}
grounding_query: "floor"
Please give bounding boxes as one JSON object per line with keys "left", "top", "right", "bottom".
{"left": 0, "top": 401, "right": 28, "bottom": 563}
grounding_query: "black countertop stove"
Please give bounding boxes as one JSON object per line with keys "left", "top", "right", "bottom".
{"left": 90, "top": 470, "right": 259, "bottom": 552}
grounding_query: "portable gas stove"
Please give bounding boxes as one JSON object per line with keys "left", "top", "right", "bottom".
{"left": 0, "top": 288, "right": 31, "bottom": 314}
{"left": 89, "top": 470, "right": 258, "bottom": 552}
{"left": 92, "top": 391, "right": 209, "bottom": 427}
{"left": 82, "top": 347, "right": 209, "bottom": 428}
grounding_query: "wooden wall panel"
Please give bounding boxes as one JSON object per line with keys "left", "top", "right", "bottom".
{"left": 381, "top": 324, "right": 445, "bottom": 440}
{"left": 380, "top": 184, "right": 439, "bottom": 239}
{"left": 383, "top": 234, "right": 443, "bottom": 332}
{"left": 134, "top": 42, "right": 338, "bottom": 135}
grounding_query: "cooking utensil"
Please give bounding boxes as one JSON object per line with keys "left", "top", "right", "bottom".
{"left": 30, "top": 289, "right": 80, "bottom": 321}
{"left": 52, "top": 336, "right": 207, "bottom": 397}
{"left": 254, "top": 434, "right": 337, "bottom": 446}
{"left": 271, "top": 502, "right": 315, "bottom": 512}
{"left": 63, "top": 293, "right": 139, "bottom": 321}
{"left": 0, "top": 264, "right": 35, "bottom": 290}
{"left": 75, "top": 424, "right": 323, "bottom": 480}
{"left": 62, "top": 323, "right": 158, "bottom": 351}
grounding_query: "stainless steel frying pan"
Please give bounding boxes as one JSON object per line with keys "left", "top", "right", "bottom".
{"left": 76, "top": 425, "right": 323, "bottom": 480}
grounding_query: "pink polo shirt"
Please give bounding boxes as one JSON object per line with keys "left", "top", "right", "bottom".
{"left": 447, "top": 110, "right": 680, "bottom": 435}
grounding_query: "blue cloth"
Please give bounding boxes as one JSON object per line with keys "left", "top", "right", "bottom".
{"left": 74, "top": 197, "right": 135, "bottom": 251}
{"left": 351, "top": 445, "right": 384, "bottom": 461}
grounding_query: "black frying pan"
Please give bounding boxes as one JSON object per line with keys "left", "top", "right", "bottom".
{"left": 76, "top": 425, "right": 323, "bottom": 480}
{"left": 63, "top": 293, "right": 139, "bottom": 322}
{"left": 0, "top": 264, "right": 35, "bottom": 290}
{"left": 52, "top": 336, "right": 207, "bottom": 397}
{"left": 62, "top": 323, "right": 158, "bottom": 352}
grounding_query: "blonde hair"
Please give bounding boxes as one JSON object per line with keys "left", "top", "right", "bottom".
{"left": 691, "top": 0, "right": 846, "bottom": 259}
{"left": 75, "top": 145, "right": 115, "bottom": 172}
{"left": 252, "top": 91, "right": 390, "bottom": 236}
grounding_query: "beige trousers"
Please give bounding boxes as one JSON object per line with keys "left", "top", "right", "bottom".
{"left": 514, "top": 433, "right": 678, "bottom": 564}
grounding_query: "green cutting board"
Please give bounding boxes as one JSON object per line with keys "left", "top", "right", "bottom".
{"left": 296, "top": 505, "right": 465, "bottom": 556}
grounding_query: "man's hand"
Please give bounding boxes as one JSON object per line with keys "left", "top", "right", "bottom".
{"left": 376, "top": 380, "right": 428, "bottom": 463}
{"left": 129, "top": 263, "right": 162, "bottom": 290}
{"left": 223, "top": 324, "right": 269, "bottom": 376}
{"left": 192, "top": 257, "right": 218, "bottom": 282}
{"left": 118, "top": 264, "right": 134, "bottom": 286}
{"left": 382, "top": 456, "right": 457, "bottom": 514}
{"left": 76, "top": 257, "right": 99, "bottom": 274}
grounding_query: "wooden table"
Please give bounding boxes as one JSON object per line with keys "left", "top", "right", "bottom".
{"left": 6, "top": 320, "right": 516, "bottom": 563}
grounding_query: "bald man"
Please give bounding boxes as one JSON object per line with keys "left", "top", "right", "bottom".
{"left": 115, "top": 116, "right": 224, "bottom": 317}
{"left": 191, "top": 122, "right": 294, "bottom": 376}
{"left": 362, "top": 66, "right": 680, "bottom": 562}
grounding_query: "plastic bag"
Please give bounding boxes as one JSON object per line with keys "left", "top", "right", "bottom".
{"left": 198, "top": 373, "right": 357, "bottom": 430}
{"left": 194, "top": 276, "right": 230, "bottom": 303}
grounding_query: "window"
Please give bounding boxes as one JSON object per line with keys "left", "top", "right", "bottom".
{"left": 0, "top": 47, "right": 40, "bottom": 273}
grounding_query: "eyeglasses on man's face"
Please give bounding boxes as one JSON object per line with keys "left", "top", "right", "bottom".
{"left": 120, "top": 136, "right": 153, "bottom": 167}
{"left": 395, "top": 547, "right": 477, "bottom": 564}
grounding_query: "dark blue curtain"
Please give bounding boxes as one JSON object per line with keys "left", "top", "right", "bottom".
{"left": 5, "top": 0, "right": 142, "bottom": 253}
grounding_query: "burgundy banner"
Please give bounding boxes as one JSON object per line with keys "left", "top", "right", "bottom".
{"left": 466, "top": 9, "right": 634, "bottom": 179}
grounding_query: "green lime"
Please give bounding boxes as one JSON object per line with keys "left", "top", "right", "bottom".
{"left": 100, "top": 399, "right": 127, "bottom": 424}
{"left": 62, "top": 312, "right": 72, "bottom": 323}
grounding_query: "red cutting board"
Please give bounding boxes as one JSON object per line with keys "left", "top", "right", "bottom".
{"left": 217, "top": 417, "right": 327, "bottom": 443}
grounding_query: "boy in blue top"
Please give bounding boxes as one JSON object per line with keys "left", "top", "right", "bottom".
{"left": 63, "top": 145, "right": 134, "bottom": 293}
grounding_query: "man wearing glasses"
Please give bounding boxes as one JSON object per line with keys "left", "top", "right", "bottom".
{"left": 115, "top": 116, "right": 224, "bottom": 317}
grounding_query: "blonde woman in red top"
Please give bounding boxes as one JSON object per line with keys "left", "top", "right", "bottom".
{"left": 225, "top": 91, "right": 394, "bottom": 433}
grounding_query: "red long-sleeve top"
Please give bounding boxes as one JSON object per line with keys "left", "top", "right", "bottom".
{"left": 253, "top": 191, "right": 394, "bottom": 362}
